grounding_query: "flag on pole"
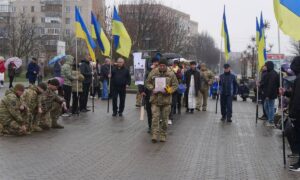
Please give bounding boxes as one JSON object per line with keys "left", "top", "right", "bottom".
{"left": 112, "top": 6, "right": 132, "bottom": 58}
{"left": 91, "top": 12, "right": 111, "bottom": 57}
{"left": 256, "top": 17, "right": 260, "bottom": 47}
{"left": 274, "top": 0, "right": 300, "bottom": 40}
{"left": 221, "top": 6, "right": 231, "bottom": 61}
{"left": 257, "top": 12, "right": 266, "bottom": 71}
{"left": 75, "top": 6, "right": 96, "bottom": 61}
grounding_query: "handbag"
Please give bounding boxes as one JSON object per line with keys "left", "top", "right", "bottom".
{"left": 177, "top": 83, "right": 186, "bottom": 94}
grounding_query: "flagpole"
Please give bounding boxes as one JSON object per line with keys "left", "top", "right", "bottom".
{"left": 256, "top": 52, "right": 259, "bottom": 125}
{"left": 76, "top": 37, "right": 80, "bottom": 116}
{"left": 278, "top": 26, "right": 286, "bottom": 167}
{"left": 216, "top": 37, "right": 223, "bottom": 114}
{"left": 92, "top": 64, "right": 95, "bottom": 112}
{"left": 107, "top": 5, "right": 114, "bottom": 114}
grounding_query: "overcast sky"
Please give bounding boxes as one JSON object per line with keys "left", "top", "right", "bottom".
{"left": 109, "top": 0, "right": 292, "bottom": 55}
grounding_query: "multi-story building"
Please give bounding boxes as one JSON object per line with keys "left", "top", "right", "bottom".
{"left": 0, "top": 0, "right": 105, "bottom": 58}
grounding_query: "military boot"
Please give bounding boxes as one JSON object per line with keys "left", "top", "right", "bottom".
{"left": 160, "top": 134, "right": 167, "bottom": 142}
{"left": 52, "top": 120, "right": 64, "bottom": 129}
{"left": 152, "top": 134, "right": 158, "bottom": 143}
{"left": 32, "top": 125, "right": 43, "bottom": 132}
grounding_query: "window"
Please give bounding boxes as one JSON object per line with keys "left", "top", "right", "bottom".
{"left": 65, "top": 18, "right": 70, "bottom": 24}
{"left": 41, "top": 17, "right": 45, "bottom": 23}
{"left": 48, "top": 28, "right": 54, "bottom": 34}
{"left": 66, "top": 29, "right": 70, "bottom": 36}
{"left": 65, "top": 6, "right": 70, "bottom": 13}
{"left": 31, "top": 6, "right": 34, "bottom": 12}
{"left": 32, "top": 17, "right": 35, "bottom": 23}
{"left": 41, "top": 28, "right": 45, "bottom": 35}
{"left": 41, "top": 6, "right": 45, "bottom": 12}
{"left": 23, "top": 6, "right": 26, "bottom": 13}
{"left": 55, "top": 29, "right": 60, "bottom": 34}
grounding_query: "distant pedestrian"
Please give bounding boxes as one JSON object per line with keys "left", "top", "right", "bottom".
{"left": 91, "top": 65, "right": 101, "bottom": 99}
{"left": 111, "top": 58, "right": 131, "bottom": 117}
{"left": 38, "top": 61, "right": 45, "bottom": 84}
{"left": 80, "top": 56, "right": 93, "bottom": 112}
{"left": 258, "top": 65, "right": 268, "bottom": 120}
{"left": 8, "top": 61, "right": 16, "bottom": 88}
{"left": 26, "top": 58, "right": 40, "bottom": 85}
{"left": 261, "top": 61, "right": 279, "bottom": 127}
{"left": 61, "top": 55, "right": 74, "bottom": 114}
{"left": 100, "top": 58, "right": 111, "bottom": 100}
{"left": 219, "top": 64, "right": 238, "bottom": 122}
{"left": 184, "top": 61, "right": 201, "bottom": 113}
{"left": 0, "top": 57, "right": 5, "bottom": 88}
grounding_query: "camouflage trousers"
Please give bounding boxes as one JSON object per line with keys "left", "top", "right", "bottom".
{"left": 39, "top": 102, "right": 62, "bottom": 129}
{"left": 136, "top": 92, "right": 142, "bottom": 106}
{"left": 151, "top": 104, "right": 171, "bottom": 137}
{"left": 197, "top": 88, "right": 209, "bottom": 110}
{"left": 2, "top": 121, "right": 28, "bottom": 136}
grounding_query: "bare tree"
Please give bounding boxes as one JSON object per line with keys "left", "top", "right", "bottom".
{"left": 290, "top": 40, "right": 300, "bottom": 55}
{"left": 6, "top": 13, "right": 42, "bottom": 63}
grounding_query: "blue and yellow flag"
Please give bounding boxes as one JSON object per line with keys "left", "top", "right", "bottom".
{"left": 91, "top": 12, "right": 111, "bottom": 57}
{"left": 112, "top": 6, "right": 132, "bottom": 58}
{"left": 257, "top": 12, "right": 266, "bottom": 70}
{"left": 274, "top": 0, "right": 300, "bottom": 40}
{"left": 256, "top": 17, "right": 260, "bottom": 47}
{"left": 221, "top": 6, "right": 231, "bottom": 61}
{"left": 75, "top": 6, "right": 96, "bottom": 61}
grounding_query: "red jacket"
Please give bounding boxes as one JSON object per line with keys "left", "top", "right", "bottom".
{"left": 0, "top": 61, "right": 5, "bottom": 73}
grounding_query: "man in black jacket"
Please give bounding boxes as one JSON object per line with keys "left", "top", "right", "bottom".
{"left": 80, "top": 56, "right": 93, "bottom": 112}
{"left": 262, "top": 61, "right": 279, "bottom": 127}
{"left": 281, "top": 57, "right": 300, "bottom": 171}
{"left": 219, "top": 64, "right": 238, "bottom": 122}
{"left": 111, "top": 58, "right": 131, "bottom": 117}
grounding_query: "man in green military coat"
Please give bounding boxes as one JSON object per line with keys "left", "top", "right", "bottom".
{"left": 146, "top": 59, "right": 178, "bottom": 143}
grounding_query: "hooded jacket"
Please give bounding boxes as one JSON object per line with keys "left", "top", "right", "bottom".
{"left": 80, "top": 59, "right": 92, "bottom": 84}
{"left": 61, "top": 55, "right": 74, "bottom": 86}
{"left": 261, "top": 61, "right": 279, "bottom": 100}
{"left": 287, "top": 58, "right": 300, "bottom": 119}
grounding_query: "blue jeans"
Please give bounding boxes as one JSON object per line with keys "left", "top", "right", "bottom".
{"left": 102, "top": 79, "right": 108, "bottom": 100}
{"left": 264, "top": 99, "right": 275, "bottom": 123}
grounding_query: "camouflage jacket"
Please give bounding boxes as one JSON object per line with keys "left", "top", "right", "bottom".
{"left": 146, "top": 68, "right": 179, "bottom": 106}
{"left": 21, "top": 85, "right": 40, "bottom": 113}
{"left": 0, "top": 89, "right": 26, "bottom": 125}
{"left": 39, "top": 88, "right": 64, "bottom": 113}
{"left": 200, "top": 69, "right": 214, "bottom": 89}
{"left": 71, "top": 70, "right": 84, "bottom": 92}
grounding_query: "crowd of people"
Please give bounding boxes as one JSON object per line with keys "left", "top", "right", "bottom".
{"left": 0, "top": 54, "right": 300, "bottom": 171}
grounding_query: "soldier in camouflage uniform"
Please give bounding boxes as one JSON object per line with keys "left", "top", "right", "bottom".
{"left": 146, "top": 59, "right": 178, "bottom": 143}
{"left": 197, "top": 63, "right": 215, "bottom": 111}
{"left": 38, "top": 79, "right": 66, "bottom": 130}
{"left": 0, "top": 84, "right": 29, "bottom": 135}
{"left": 21, "top": 83, "right": 47, "bottom": 132}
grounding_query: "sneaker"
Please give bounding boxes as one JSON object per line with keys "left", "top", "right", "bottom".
{"left": 61, "top": 113, "right": 71, "bottom": 117}
{"left": 266, "top": 122, "right": 275, "bottom": 127}
{"left": 289, "top": 162, "right": 299, "bottom": 168}
{"left": 288, "top": 153, "right": 299, "bottom": 158}
{"left": 119, "top": 113, "right": 123, "bottom": 117}
{"left": 289, "top": 163, "right": 300, "bottom": 172}
{"left": 259, "top": 116, "right": 267, "bottom": 120}
{"left": 112, "top": 113, "right": 117, "bottom": 117}
{"left": 168, "top": 120, "right": 172, "bottom": 125}
{"left": 227, "top": 118, "right": 232, "bottom": 123}
{"left": 220, "top": 117, "right": 226, "bottom": 121}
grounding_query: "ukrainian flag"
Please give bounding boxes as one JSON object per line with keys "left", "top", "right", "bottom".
{"left": 256, "top": 17, "right": 260, "bottom": 47}
{"left": 112, "top": 6, "right": 132, "bottom": 58}
{"left": 274, "top": 0, "right": 300, "bottom": 40}
{"left": 257, "top": 12, "right": 266, "bottom": 70}
{"left": 91, "top": 12, "right": 111, "bottom": 57}
{"left": 75, "top": 6, "right": 96, "bottom": 61}
{"left": 221, "top": 6, "right": 231, "bottom": 61}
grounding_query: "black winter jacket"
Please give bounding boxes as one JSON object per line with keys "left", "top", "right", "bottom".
{"left": 111, "top": 66, "right": 131, "bottom": 88}
{"left": 184, "top": 69, "right": 201, "bottom": 96}
{"left": 80, "top": 60, "right": 92, "bottom": 84}
{"left": 261, "top": 62, "right": 279, "bottom": 100}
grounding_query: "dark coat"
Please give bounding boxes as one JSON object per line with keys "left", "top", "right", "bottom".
{"left": 80, "top": 60, "right": 92, "bottom": 84}
{"left": 287, "top": 59, "right": 300, "bottom": 119}
{"left": 53, "top": 62, "right": 61, "bottom": 77}
{"left": 111, "top": 66, "right": 131, "bottom": 88}
{"left": 27, "top": 62, "right": 39, "bottom": 81}
{"left": 100, "top": 64, "right": 110, "bottom": 81}
{"left": 219, "top": 71, "right": 238, "bottom": 96}
{"left": 184, "top": 69, "right": 201, "bottom": 96}
{"left": 259, "top": 70, "right": 267, "bottom": 99}
{"left": 261, "top": 62, "right": 279, "bottom": 100}
{"left": 8, "top": 62, "right": 16, "bottom": 77}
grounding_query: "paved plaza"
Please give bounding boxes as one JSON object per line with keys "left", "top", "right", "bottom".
{"left": 0, "top": 86, "right": 300, "bottom": 180}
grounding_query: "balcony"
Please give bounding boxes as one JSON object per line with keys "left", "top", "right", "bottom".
{"left": 40, "top": 0, "right": 63, "bottom": 5}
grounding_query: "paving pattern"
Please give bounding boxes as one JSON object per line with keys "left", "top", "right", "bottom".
{"left": 0, "top": 86, "right": 300, "bottom": 180}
